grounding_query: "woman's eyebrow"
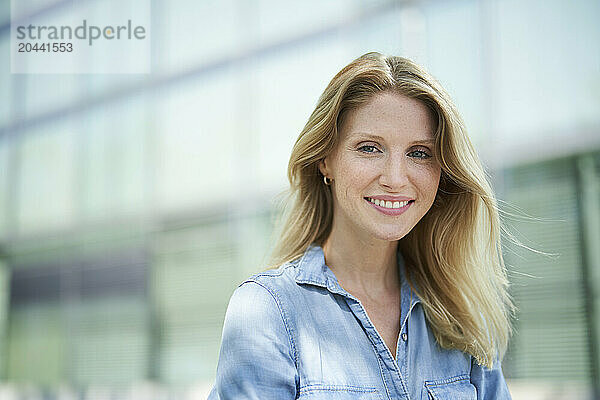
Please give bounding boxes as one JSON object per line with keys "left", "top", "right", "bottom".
{"left": 349, "top": 132, "right": 385, "bottom": 141}
{"left": 411, "top": 139, "right": 435, "bottom": 145}
{"left": 349, "top": 133, "right": 435, "bottom": 145}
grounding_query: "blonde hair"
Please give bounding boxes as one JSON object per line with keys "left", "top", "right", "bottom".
{"left": 268, "top": 52, "right": 513, "bottom": 368}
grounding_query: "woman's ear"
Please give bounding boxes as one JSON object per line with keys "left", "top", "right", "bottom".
{"left": 318, "top": 159, "right": 329, "bottom": 178}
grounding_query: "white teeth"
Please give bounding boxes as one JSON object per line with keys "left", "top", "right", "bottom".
{"left": 367, "top": 198, "right": 410, "bottom": 209}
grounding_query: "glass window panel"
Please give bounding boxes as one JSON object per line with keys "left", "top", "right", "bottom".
{"left": 14, "top": 2, "right": 87, "bottom": 114}
{"left": 161, "top": 0, "right": 238, "bottom": 73}
{"left": 256, "top": 0, "right": 357, "bottom": 45}
{"left": 0, "top": 260, "right": 9, "bottom": 379}
{"left": 255, "top": 40, "right": 353, "bottom": 194}
{"left": 153, "top": 222, "right": 238, "bottom": 384}
{"left": 22, "top": 74, "right": 81, "bottom": 120}
{"left": 0, "top": 136, "right": 10, "bottom": 240}
{"left": 17, "top": 121, "right": 77, "bottom": 236}
{"left": 156, "top": 68, "right": 237, "bottom": 213}
{"left": 10, "top": 0, "right": 61, "bottom": 19}
{"left": 8, "top": 249, "right": 149, "bottom": 386}
{"left": 7, "top": 303, "right": 65, "bottom": 384}
{"left": 80, "top": 96, "right": 149, "bottom": 222}
{"left": 67, "top": 297, "right": 149, "bottom": 386}
{"left": 494, "top": 0, "right": 600, "bottom": 140}
{"left": 234, "top": 211, "right": 274, "bottom": 277}
{"left": 0, "top": 37, "right": 11, "bottom": 127}
{"left": 502, "top": 159, "right": 589, "bottom": 381}
{"left": 349, "top": 5, "right": 404, "bottom": 57}
{"left": 423, "top": 0, "right": 486, "bottom": 144}
{"left": 0, "top": 1, "right": 10, "bottom": 25}
{"left": 83, "top": 0, "right": 151, "bottom": 74}
{"left": 81, "top": 110, "right": 113, "bottom": 221}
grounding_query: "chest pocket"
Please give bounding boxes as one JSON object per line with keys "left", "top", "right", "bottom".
{"left": 423, "top": 375, "right": 477, "bottom": 400}
{"left": 298, "top": 385, "right": 385, "bottom": 400}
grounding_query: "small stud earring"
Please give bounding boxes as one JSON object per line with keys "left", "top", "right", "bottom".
{"left": 323, "top": 176, "right": 332, "bottom": 185}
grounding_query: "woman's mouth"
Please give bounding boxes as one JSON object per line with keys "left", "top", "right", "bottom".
{"left": 364, "top": 197, "right": 414, "bottom": 215}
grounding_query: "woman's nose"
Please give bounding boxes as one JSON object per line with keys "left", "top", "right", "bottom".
{"left": 379, "top": 154, "right": 410, "bottom": 190}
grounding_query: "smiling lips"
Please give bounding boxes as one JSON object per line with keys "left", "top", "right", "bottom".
{"left": 364, "top": 196, "right": 414, "bottom": 216}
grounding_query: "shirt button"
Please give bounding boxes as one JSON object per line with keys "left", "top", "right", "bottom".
{"left": 401, "top": 333, "right": 408, "bottom": 341}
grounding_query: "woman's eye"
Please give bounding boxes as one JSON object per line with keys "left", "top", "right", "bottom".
{"left": 358, "top": 145, "right": 380, "bottom": 153}
{"left": 408, "top": 149, "right": 431, "bottom": 159}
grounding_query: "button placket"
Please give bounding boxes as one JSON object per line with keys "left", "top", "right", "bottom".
{"left": 343, "top": 297, "right": 411, "bottom": 399}
{"left": 354, "top": 299, "right": 398, "bottom": 367}
{"left": 323, "top": 260, "right": 411, "bottom": 398}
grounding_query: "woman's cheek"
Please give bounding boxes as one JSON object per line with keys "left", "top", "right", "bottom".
{"left": 411, "top": 166, "right": 441, "bottom": 198}
{"left": 345, "top": 157, "right": 373, "bottom": 178}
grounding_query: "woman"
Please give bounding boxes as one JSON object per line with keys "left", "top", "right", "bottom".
{"left": 208, "top": 52, "right": 513, "bottom": 399}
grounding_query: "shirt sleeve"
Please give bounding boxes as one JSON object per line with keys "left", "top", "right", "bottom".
{"left": 208, "top": 281, "right": 299, "bottom": 400}
{"left": 470, "top": 356, "right": 512, "bottom": 400}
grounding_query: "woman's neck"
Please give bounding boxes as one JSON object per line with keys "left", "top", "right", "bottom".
{"left": 321, "top": 228, "right": 400, "bottom": 300}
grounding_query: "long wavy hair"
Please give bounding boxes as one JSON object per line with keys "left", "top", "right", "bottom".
{"left": 268, "top": 52, "right": 513, "bottom": 368}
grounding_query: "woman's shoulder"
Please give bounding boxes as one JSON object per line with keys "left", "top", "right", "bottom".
{"left": 221, "top": 260, "right": 304, "bottom": 348}
{"left": 238, "top": 258, "right": 302, "bottom": 299}
{"left": 226, "top": 245, "right": 328, "bottom": 323}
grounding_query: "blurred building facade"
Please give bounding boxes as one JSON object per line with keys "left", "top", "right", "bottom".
{"left": 0, "top": 0, "right": 599, "bottom": 399}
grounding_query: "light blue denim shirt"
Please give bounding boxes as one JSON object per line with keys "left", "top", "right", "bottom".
{"left": 208, "top": 244, "right": 511, "bottom": 399}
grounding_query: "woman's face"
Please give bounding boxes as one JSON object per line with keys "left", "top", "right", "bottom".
{"left": 319, "top": 91, "right": 441, "bottom": 242}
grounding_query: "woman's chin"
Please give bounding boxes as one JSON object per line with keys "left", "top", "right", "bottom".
{"left": 371, "top": 228, "right": 412, "bottom": 242}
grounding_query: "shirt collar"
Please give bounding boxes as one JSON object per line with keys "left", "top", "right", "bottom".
{"left": 294, "top": 243, "right": 421, "bottom": 309}
{"left": 294, "top": 243, "right": 344, "bottom": 295}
